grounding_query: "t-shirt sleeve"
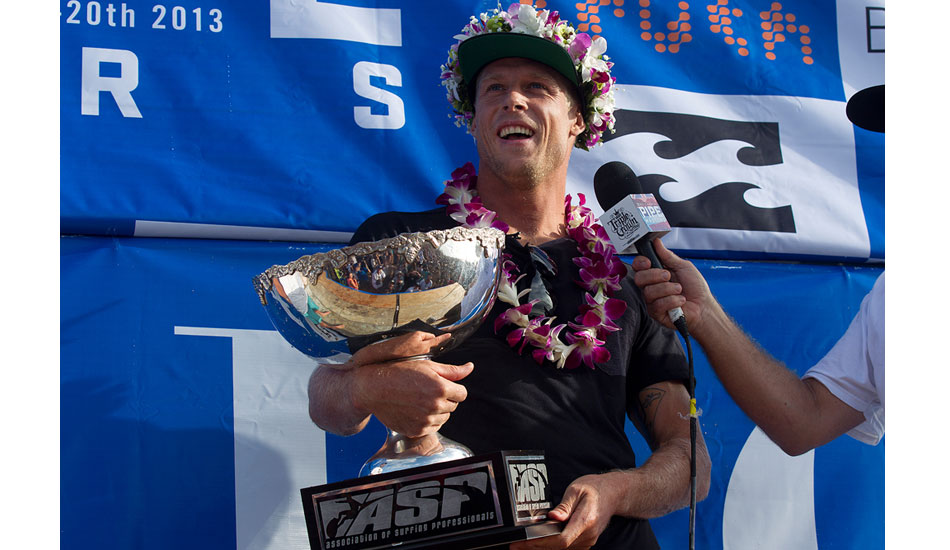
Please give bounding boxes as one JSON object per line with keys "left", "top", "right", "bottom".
{"left": 623, "top": 277, "right": 690, "bottom": 428}
{"left": 804, "top": 272, "right": 885, "bottom": 445}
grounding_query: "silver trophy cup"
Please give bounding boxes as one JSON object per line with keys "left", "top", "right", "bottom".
{"left": 254, "top": 226, "right": 506, "bottom": 476}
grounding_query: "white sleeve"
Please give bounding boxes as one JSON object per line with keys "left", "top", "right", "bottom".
{"left": 804, "top": 272, "right": 885, "bottom": 445}
{"left": 278, "top": 272, "right": 310, "bottom": 315}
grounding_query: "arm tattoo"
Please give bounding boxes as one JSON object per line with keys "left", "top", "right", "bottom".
{"left": 639, "top": 385, "right": 668, "bottom": 446}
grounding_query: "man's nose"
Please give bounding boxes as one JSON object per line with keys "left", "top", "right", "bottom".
{"left": 502, "top": 90, "right": 528, "bottom": 111}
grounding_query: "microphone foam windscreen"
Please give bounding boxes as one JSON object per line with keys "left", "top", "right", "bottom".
{"left": 593, "top": 161, "right": 643, "bottom": 210}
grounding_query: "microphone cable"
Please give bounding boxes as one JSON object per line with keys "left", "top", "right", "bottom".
{"left": 672, "top": 315, "right": 697, "bottom": 550}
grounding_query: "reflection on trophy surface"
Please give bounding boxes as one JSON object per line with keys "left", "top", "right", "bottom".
{"left": 254, "top": 226, "right": 506, "bottom": 476}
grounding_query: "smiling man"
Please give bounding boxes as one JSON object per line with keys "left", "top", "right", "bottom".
{"left": 307, "top": 4, "right": 710, "bottom": 549}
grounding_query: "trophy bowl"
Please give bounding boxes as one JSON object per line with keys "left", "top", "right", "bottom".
{"left": 254, "top": 226, "right": 506, "bottom": 476}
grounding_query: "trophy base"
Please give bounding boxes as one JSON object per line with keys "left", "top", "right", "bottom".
{"left": 359, "top": 431, "right": 473, "bottom": 477}
{"left": 302, "top": 450, "right": 562, "bottom": 550}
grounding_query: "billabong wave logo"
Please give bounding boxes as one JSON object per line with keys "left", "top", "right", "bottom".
{"left": 604, "top": 109, "right": 795, "bottom": 233}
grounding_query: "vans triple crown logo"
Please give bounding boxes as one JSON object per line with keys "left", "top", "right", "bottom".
{"left": 607, "top": 208, "right": 640, "bottom": 239}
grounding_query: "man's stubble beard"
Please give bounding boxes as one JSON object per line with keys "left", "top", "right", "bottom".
{"left": 476, "top": 138, "right": 570, "bottom": 193}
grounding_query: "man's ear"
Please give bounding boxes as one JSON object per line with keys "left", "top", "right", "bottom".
{"left": 570, "top": 107, "right": 586, "bottom": 140}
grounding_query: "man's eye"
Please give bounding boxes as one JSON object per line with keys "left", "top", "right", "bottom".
{"left": 485, "top": 83, "right": 504, "bottom": 92}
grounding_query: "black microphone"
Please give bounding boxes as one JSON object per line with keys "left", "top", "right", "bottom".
{"left": 593, "top": 161, "right": 686, "bottom": 328}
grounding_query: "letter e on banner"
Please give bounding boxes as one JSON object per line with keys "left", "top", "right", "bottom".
{"left": 353, "top": 61, "right": 405, "bottom": 130}
{"left": 270, "top": 0, "right": 401, "bottom": 46}
{"left": 81, "top": 47, "right": 142, "bottom": 118}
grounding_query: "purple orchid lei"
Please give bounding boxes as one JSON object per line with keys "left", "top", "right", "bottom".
{"left": 436, "top": 162, "right": 628, "bottom": 369}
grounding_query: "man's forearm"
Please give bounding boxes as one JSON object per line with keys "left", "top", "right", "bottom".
{"left": 308, "top": 364, "right": 370, "bottom": 436}
{"left": 614, "top": 436, "right": 710, "bottom": 519}
{"left": 611, "top": 436, "right": 710, "bottom": 519}
{"left": 692, "top": 306, "right": 832, "bottom": 455}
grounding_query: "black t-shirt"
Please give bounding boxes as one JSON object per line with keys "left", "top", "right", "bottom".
{"left": 351, "top": 208, "right": 689, "bottom": 549}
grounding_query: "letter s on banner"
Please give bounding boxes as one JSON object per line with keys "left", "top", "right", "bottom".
{"left": 353, "top": 61, "right": 405, "bottom": 130}
{"left": 81, "top": 47, "right": 142, "bottom": 118}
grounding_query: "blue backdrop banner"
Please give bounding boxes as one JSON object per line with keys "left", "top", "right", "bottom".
{"left": 60, "top": 1, "right": 886, "bottom": 548}
{"left": 61, "top": 236, "right": 883, "bottom": 550}
{"left": 60, "top": 0, "right": 884, "bottom": 261}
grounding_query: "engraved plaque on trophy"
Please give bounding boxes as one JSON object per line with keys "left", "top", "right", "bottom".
{"left": 301, "top": 451, "right": 559, "bottom": 550}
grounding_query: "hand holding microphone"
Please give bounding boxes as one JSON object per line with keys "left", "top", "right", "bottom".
{"left": 630, "top": 239, "right": 720, "bottom": 337}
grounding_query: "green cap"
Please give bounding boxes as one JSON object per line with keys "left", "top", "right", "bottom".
{"left": 458, "top": 33, "right": 580, "bottom": 92}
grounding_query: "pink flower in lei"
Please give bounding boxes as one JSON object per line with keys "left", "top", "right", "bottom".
{"left": 436, "top": 163, "right": 510, "bottom": 232}
{"left": 437, "top": 163, "right": 627, "bottom": 369}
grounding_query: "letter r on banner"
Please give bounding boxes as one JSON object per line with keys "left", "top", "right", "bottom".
{"left": 81, "top": 47, "right": 142, "bottom": 118}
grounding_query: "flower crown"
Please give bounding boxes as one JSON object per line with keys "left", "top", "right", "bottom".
{"left": 440, "top": 3, "right": 617, "bottom": 150}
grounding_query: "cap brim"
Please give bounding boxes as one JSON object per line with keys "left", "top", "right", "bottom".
{"left": 846, "top": 85, "right": 884, "bottom": 133}
{"left": 458, "top": 33, "right": 579, "bottom": 89}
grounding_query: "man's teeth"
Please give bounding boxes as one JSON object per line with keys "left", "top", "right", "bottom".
{"left": 499, "top": 126, "right": 534, "bottom": 139}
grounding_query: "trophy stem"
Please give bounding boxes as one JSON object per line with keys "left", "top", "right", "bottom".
{"left": 359, "top": 428, "right": 473, "bottom": 477}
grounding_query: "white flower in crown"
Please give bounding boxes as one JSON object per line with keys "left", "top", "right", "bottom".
{"left": 590, "top": 95, "right": 610, "bottom": 127}
{"left": 510, "top": 3, "right": 543, "bottom": 35}
{"left": 440, "top": 2, "right": 616, "bottom": 150}
{"left": 579, "top": 36, "right": 609, "bottom": 81}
